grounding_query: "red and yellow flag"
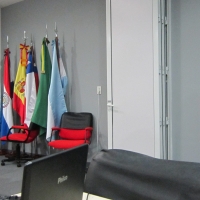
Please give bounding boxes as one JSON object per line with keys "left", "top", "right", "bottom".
{"left": 13, "top": 44, "right": 29, "bottom": 124}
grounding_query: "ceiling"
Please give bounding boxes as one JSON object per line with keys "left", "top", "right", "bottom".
{"left": 0, "top": 0, "right": 23, "bottom": 8}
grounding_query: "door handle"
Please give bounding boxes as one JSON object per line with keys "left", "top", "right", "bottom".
{"left": 107, "top": 103, "right": 114, "bottom": 107}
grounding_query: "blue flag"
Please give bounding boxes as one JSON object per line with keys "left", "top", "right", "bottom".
{"left": 46, "top": 39, "right": 67, "bottom": 141}
{"left": 59, "top": 57, "right": 68, "bottom": 96}
{"left": 0, "top": 100, "right": 2, "bottom": 134}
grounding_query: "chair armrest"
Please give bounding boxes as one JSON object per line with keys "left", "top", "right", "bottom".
{"left": 6, "top": 125, "right": 29, "bottom": 141}
{"left": 85, "top": 127, "right": 93, "bottom": 131}
{"left": 85, "top": 127, "right": 93, "bottom": 143}
{"left": 52, "top": 127, "right": 61, "bottom": 131}
{"left": 50, "top": 127, "right": 61, "bottom": 141}
{"left": 11, "top": 125, "right": 28, "bottom": 130}
{"left": 6, "top": 125, "right": 29, "bottom": 138}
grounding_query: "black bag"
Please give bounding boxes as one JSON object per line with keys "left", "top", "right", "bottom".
{"left": 84, "top": 149, "right": 200, "bottom": 200}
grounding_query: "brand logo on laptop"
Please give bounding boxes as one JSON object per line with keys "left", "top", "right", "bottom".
{"left": 58, "top": 175, "right": 68, "bottom": 184}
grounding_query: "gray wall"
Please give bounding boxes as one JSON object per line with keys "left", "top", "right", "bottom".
{"left": 170, "top": 0, "right": 200, "bottom": 162}
{"left": 1, "top": 0, "right": 107, "bottom": 159}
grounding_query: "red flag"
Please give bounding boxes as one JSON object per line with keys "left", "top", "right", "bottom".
{"left": 1, "top": 48, "right": 13, "bottom": 137}
{"left": 13, "top": 44, "right": 29, "bottom": 124}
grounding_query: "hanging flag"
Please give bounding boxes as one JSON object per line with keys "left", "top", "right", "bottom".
{"left": 0, "top": 102, "right": 1, "bottom": 134}
{"left": 24, "top": 47, "right": 39, "bottom": 127}
{"left": 31, "top": 38, "right": 52, "bottom": 136}
{"left": 59, "top": 57, "right": 68, "bottom": 96}
{"left": 1, "top": 48, "right": 13, "bottom": 138}
{"left": 0, "top": 92, "right": 2, "bottom": 135}
{"left": 13, "top": 44, "right": 29, "bottom": 124}
{"left": 46, "top": 39, "right": 67, "bottom": 141}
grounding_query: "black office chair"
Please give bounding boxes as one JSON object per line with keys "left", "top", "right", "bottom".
{"left": 84, "top": 149, "right": 200, "bottom": 200}
{"left": 48, "top": 112, "right": 93, "bottom": 149}
{"left": 0, "top": 122, "right": 40, "bottom": 167}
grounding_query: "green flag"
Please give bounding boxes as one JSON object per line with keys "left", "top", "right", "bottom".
{"left": 31, "top": 38, "right": 52, "bottom": 136}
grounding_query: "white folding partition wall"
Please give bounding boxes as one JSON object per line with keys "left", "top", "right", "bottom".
{"left": 107, "top": 0, "right": 161, "bottom": 158}
{"left": 168, "top": 0, "right": 200, "bottom": 162}
{"left": 157, "top": 0, "right": 200, "bottom": 163}
{"left": 159, "top": 0, "right": 169, "bottom": 160}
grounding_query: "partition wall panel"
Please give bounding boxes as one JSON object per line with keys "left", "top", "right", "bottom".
{"left": 170, "top": 0, "right": 200, "bottom": 162}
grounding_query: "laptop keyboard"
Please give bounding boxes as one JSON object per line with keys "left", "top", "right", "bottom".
{"left": 0, "top": 195, "right": 20, "bottom": 200}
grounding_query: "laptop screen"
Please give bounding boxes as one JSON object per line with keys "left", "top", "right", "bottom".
{"left": 21, "top": 144, "right": 88, "bottom": 200}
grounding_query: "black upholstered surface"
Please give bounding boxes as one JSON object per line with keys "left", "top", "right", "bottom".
{"left": 84, "top": 149, "right": 200, "bottom": 200}
{"left": 60, "top": 112, "right": 93, "bottom": 129}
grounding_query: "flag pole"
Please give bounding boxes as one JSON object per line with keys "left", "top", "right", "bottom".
{"left": 30, "top": 34, "right": 33, "bottom": 47}
{"left": 7, "top": 36, "right": 9, "bottom": 48}
{"left": 55, "top": 22, "right": 58, "bottom": 37}
{"left": 23, "top": 30, "right": 28, "bottom": 157}
{"left": 23, "top": 31, "right": 27, "bottom": 45}
{"left": 54, "top": 22, "right": 60, "bottom": 68}
{"left": 30, "top": 34, "right": 34, "bottom": 57}
{"left": 45, "top": 24, "right": 49, "bottom": 45}
{"left": 45, "top": 24, "right": 48, "bottom": 39}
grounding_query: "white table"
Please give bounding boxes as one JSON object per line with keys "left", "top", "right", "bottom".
{"left": 13, "top": 192, "right": 111, "bottom": 200}
{"left": 82, "top": 193, "right": 111, "bottom": 200}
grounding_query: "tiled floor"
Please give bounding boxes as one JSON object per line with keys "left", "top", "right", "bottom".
{"left": 0, "top": 155, "right": 23, "bottom": 196}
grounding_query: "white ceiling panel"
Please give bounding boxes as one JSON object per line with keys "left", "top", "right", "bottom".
{"left": 0, "top": 0, "right": 23, "bottom": 8}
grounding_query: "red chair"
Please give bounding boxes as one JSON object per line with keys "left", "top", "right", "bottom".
{"left": 48, "top": 112, "right": 93, "bottom": 149}
{"left": 0, "top": 122, "right": 40, "bottom": 167}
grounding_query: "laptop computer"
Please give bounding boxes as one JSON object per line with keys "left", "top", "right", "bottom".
{"left": 20, "top": 144, "right": 88, "bottom": 200}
